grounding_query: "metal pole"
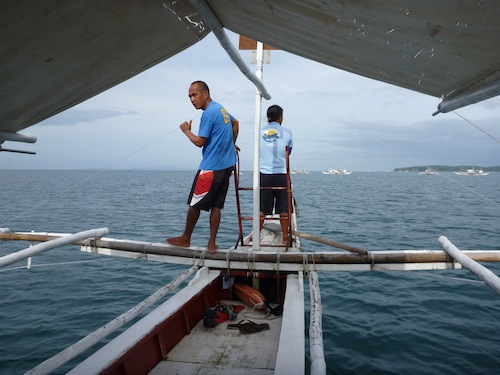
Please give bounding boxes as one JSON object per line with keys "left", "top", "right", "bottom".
{"left": 252, "top": 41, "right": 264, "bottom": 250}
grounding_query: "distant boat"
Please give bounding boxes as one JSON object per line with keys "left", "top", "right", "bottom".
{"left": 291, "top": 169, "right": 309, "bottom": 174}
{"left": 322, "top": 169, "right": 352, "bottom": 175}
{"left": 454, "top": 168, "right": 489, "bottom": 176}
{"left": 418, "top": 168, "right": 439, "bottom": 175}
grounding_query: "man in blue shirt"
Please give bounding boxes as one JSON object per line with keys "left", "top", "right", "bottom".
{"left": 260, "top": 105, "right": 293, "bottom": 244}
{"left": 167, "top": 81, "right": 239, "bottom": 253}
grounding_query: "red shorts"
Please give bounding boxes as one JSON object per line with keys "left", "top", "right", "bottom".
{"left": 188, "top": 167, "right": 233, "bottom": 211}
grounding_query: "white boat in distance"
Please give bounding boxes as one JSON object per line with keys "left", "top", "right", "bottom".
{"left": 418, "top": 168, "right": 439, "bottom": 175}
{"left": 322, "top": 169, "right": 352, "bottom": 175}
{"left": 454, "top": 168, "right": 490, "bottom": 176}
{"left": 291, "top": 169, "right": 309, "bottom": 174}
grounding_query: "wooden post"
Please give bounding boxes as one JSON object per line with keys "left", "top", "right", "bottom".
{"left": 293, "top": 230, "right": 368, "bottom": 255}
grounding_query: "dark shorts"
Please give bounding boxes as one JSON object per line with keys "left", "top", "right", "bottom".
{"left": 188, "top": 167, "right": 234, "bottom": 211}
{"left": 260, "top": 173, "right": 290, "bottom": 215}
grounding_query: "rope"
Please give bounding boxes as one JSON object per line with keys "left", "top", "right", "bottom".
{"left": 226, "top": 247, "right": 232, "bottom": 273}
{"left": 241, "top": 294, "right": 270, "bottom": 320}
{"left": 369, "top": 251, "right": 375, "bottom": 270}
{"left": 439, "top": 173, "right": 500, "bottom": 208}
{"left": 413, "top": 271, "right": 485, "bottom": 284}
{"left": 140, "top": 243, "right": 148, "bottom": 261}
{"left": 247, "top": 250, "right": 256, "bottom": 274}
{"left": 1, "top": 129, "right": 180, "bottom": 228}
{"left": 302, "top": 251, "right": 309, "bottom": 274}
{"left": 453, "top": 110, "right": 500, "bottom": 144}
{"left": 193, "top": 248, "right": 206, "bottom": 268}
{"left": 1, "top": 81, "right": 250, "bottom": 228}
{"left": 269, "top": 79, "right": 500, "bottom": 210}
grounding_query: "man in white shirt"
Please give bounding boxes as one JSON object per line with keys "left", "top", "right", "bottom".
{"left": 259, "top": 105, "right": 293, "bottom": 244}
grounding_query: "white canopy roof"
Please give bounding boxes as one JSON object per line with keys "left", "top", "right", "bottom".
{"left": 2, "top": 0, "right": 499, "bottom": 136}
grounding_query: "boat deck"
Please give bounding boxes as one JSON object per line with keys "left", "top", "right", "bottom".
{"left": 151, "top": 302, "right": 281, "bottom": 375}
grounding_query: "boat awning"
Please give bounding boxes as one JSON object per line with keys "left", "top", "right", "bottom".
{"left": 0, "top": 1, "right": 209, "bottom": 134}
{"left": 214, "top": 0, "right": 500, "bottom": 115}
{"left": 2, "top": 0, "right": 500, "bottom": 135}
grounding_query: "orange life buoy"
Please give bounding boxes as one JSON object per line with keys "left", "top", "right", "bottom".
{"left": 233, "top": 283, "right": 267, "bottom": 310}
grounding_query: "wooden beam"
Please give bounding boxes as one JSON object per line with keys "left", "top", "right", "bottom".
{"left": 2, "top": 232, "right": 500, "bottom": 267}
{"left": 239, "top": 35, "right": 278, "bottom": 50}
{"left": 293, "top": 230, "right": 368, "bottom": 255}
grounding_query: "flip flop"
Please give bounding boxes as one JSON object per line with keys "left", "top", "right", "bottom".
{"left": 239, "top": 322, "right": 269, "bottom": 334}
{"left": 227, "top": 319, "right": 253, "bottom": 329}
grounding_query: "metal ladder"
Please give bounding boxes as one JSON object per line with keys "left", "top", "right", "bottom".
{"left": 233, "top": 147, "right": 294, "bottom": 250}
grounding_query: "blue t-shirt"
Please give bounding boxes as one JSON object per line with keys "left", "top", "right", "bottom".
{"left": 260, "top": 121, "right": 293, "bottom": 174}
{"left": 198, "top": 101, "right": 236, "bottom": 170}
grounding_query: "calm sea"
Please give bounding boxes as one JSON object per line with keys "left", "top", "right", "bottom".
{"left": 1, "top": 170, "right": 499, "bottom": 374}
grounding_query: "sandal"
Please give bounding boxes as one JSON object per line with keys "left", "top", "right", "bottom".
{"left": 239, "top": 322, "right": 269, "bottom": 334}
{"left": 227, "top": 319, "right": 253, "bottom": 329}
{"left": 227, "top": 320, "right": 270, "bottom": 334}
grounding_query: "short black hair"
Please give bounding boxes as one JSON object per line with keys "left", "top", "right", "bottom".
{"left": 191, "top": 80, "right": 210, "bottom": 94}
{"left": 267, "top": 105, "right": 283, "bottom": 122}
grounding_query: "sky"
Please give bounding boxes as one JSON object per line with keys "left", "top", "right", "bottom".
{"left": 1, "top": 31, "right": 499, "bottom": 172}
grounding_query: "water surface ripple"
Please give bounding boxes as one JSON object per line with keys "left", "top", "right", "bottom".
{"left": 1, "top": 170, "right": 499, "bottom": 374}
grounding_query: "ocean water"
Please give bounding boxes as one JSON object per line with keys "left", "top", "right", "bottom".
{"left": 1, "top": 170, "right": 499, "bottom": 374}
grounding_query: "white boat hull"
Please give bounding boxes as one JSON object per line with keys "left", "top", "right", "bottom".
{"left": 321, "top": 169, "right": 352, "bottom": 175}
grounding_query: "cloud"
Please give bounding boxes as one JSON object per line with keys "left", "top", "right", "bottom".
{"left": 2, "top": 30, "right": 499, "bottom": 171}
{"left": 38, "top": 108, "right": 137, "bottom": 126}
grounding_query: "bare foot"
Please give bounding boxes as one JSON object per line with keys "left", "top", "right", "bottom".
{"left": 207, "top": 245, "right": 219, "bottom": 254}
{"left": 166, "top": 236, "right": 190, "bottom": 247}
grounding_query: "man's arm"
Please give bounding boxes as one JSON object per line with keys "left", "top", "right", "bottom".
{"left": 232, "top": 118, "right": 239, "bottom": 144}
{"left": 180, "top": 120, "right": 206, "bottom": 148}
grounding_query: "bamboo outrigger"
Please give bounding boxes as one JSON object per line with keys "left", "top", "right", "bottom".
{"left": 2, "top": 230, "right": 500, "bottom": 274}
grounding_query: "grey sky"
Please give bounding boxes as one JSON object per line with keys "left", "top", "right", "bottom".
{"left": 2, "top": 31, "right": 499, "bottom": 171}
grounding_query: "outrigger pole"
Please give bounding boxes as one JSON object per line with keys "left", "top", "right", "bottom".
{"left": 439, "top": 236, "right": 500, "bottom": 294}
{"left": 0, "top": 228, "right": 108, "bottom": 269}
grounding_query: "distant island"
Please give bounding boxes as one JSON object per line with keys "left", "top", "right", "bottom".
{"left": 394, "top": 165, "right": 500, "bottom": 172}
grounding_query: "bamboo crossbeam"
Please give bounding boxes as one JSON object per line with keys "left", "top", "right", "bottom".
{"left": 2, "top": 232, "right": 500, "bottom": 265}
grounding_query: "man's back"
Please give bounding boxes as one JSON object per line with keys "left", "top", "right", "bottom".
{"left": 199, "top": 101, "right": 236, "bottom": 171}
{"left": 260, "top": 121, "right": 293, "bottom": 174}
